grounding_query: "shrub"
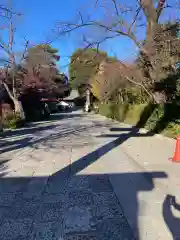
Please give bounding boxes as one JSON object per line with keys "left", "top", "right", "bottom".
{"left": 96, "top": 102, "right": 180, "bottom": 138}
{"left": 144, "top": 104, "right": 164, "bottom": 131}
{"left": 4, "top": 114, "right": 25, "bottom": 129}
{"left": 98, "top": 103, "right": 113, "bottom": 118}
{"left": 125, "top": 87, "right": 149, "bottom": 104}
{"left": 123, "top": 104, "right": 146, "bottom": 125}
{"left": 147, "top": 104, "right": 180, "bottom": 134}
{"left": 109, "top": 87, "right": 149, "bottom": 105}
{"left": 164, "top": 121, "right": 180, "bottom": 138}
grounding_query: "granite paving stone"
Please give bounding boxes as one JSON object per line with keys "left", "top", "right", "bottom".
{"left": 0, "top": 193, "right": 17, "bottom": 207}
{"left": 30, "top": 221, "right": 64, "bottom": 240}
{"left": 8, "top": 199, "right": 41, "bottom": 219}
{"left": 0, "top": 218, "right": 33, "bottom": 240}
{"left": 35, "top": 202, "right": 64, "bottom": 222}
{"left": 0, "top": 111, "right": 135, "bottom": 239}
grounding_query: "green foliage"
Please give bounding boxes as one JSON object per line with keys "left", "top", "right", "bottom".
{"left": 123, "top": 104, "right": 147, "bottom": 125}
{"left": 22, "top": 44, "right": 71, "bottom": 98}
{"left": 164, "top": 121, "right": 180, "bottom": 138}
{"left": 69, "top": 48, "right": 114, "bottom": 89}
{"left": 33, "top": 44, "right": 59, "bottom": 61}
{"left": 136, "top": 22, "right": 179, "bottom": 83}
{"left": 109, "top": 87, "right": 149, "bottom": 105}
{"left": 175, "top": 76, "right": 180, "bottom": 102}
{"left": 25, "top": 44, "right": 59, "bottom": 70}
{"left": 4, "top": 114, "right": 25, "bottom": 129}
{"left": 98, "top": 103, "right": 113, "bottom": 118}
{"left": 98, "top": 103, "right": 135, "bottom": 123}
{"left": 97, "top": 103, "right": 180, "bottom": 138}
{"left": 37, "top": 44, "right": 58, "bottom": 53}
{"left": 126, "top": 88, "right": 147, "bottom": 104}
{"left": 124, "top": 87, "right": 149, "bottom": 104}
{"left": 154, "top": 70, "right": 180, "bottom": 103}
{"left": 107, "top": 103, "right": 130, "bottom": 122}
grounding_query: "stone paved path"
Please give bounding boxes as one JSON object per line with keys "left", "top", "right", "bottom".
{"left": 0, "top": 112, "right": 134, "bottom": 240}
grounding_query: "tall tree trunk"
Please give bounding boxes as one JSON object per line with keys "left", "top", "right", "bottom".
{"left": 14, "top": 99, "right": 25, "bottom": 120}
{"left": 0, "top": 104, "right": 3, "bottom": 133}
{"left": 3, "top": 83, "right": 25, "bottom": 120}
{"left": 85, "top": 89, "right": 91, "bottom": 112}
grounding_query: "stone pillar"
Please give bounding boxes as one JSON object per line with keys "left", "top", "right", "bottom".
{"left": 85, "top": 88, "right": 91, "bottom": 112}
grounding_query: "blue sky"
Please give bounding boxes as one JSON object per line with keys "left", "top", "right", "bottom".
{"left": 0, "top": 0, "right": 177, "bottom": 74}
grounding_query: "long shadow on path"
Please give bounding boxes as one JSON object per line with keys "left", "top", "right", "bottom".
{"left": 163, "top": 195, "right": 180, "bottom": 239}
{"left": 0, "top": 113, "right": 86, "bottom": 154}
{"left": 0, "top": 123, "right": 169, "bottom": 239}
{"left": 3, "top": 113, "right": 82, "bottom": 138}
{"left": 0, "top": 124, "right": 58, "bottom": 154}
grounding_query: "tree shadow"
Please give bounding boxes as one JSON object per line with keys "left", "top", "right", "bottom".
{"left": 97, "top": 127, "right": 154, "bottom": 143}
{"left": 0, "top": 112, "right": 86, "bottom": 154}
{"left": 0, "top": 123, "right": 64, "bottom": 154}
{"left": 0, "top": 121, "right": 170, "bottom": 239}
{"left": 0, "top": 117, "right": 107, "bottom": 154}
{"left": 149, "top": 72, "right": 180, "bottom": 134}
{"left": 133, "top": 102, "right": 180, "bottom": 136}
{"left": 2, "top": 106, "right": 179, "bottom": 238}
{"left": 0, "top": 125, "right": 67, "bottom": 154}
{"left": 0, "top": 172, "right": 168, "bottom": 239}
{"left": 3, "top": 125, "right": 59, "bottom": 138}
{"left": 27, "top": 110, "right": 82, "bottom": 123}
{"left": 154, "top": 72, "right": 180, "bottom": 104}
{"left": 135, "top": 104, "right": 156, "bottom": 129}
{"left": 128, "top": 71, "right": 180, "bottom": 135}
{"left": 0, "top": 139, "right": 167, "bottom": 239}
{"left": 163, "top": 194, "right": 180, "bottom": 239}
{"left": 110, "top": 127, "right": 136, "bottom": 132}
{"left": 0, "top": 159, "right": 9, "bottom": 176}
{"left": 96, "top": 113, "right": 180, "bottom": 238}
{"left": 151, "top": 103, "right": 180, "bottom": 134}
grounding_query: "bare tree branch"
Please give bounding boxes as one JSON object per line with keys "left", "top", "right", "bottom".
{"left": 55, "top": 0, "right": 178, "bottom": 103}
{"left": 0, "top": 38, "right": 11, "bottom": 55}
{"left": 116, "top": 60, "right": 155, "bottom": 100}
{"left": 157, "top": 0, "right": 166, "bottom": 19}
{"left": 77, "top": 11, "right": 84, "bottom": 25}
{"left": 0, "top": 1, "right": 27, "bottom": 118}
{"left": 0, "top": 5, "right": 22, "bottom": 16}
{"left": 129, "top": 5, "right": 142, "bottom": 33}
{"left": 111, "top": 0, "right": 120, "bottom": 16}
{"left": 20, "top": 40, "right": 29, "bottom": 63}
{"left": 138, "top": 0, "right": 157, "bottom": 21}
{"left": 3, "top": 81, "right": 14, "bottom": 100}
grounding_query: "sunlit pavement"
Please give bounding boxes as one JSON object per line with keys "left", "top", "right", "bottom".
{"left": 0, "top": 110, "right": 179, "bottom": 239}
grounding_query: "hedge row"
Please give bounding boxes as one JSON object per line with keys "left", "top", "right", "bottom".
{"left": 95, "top": 103, "right": 180, "bottom": 138}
